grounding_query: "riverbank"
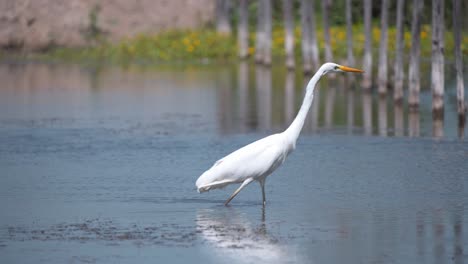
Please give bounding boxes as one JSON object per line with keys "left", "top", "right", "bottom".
{"left": 1, "top": 25, "right": 466, "bottom": 65}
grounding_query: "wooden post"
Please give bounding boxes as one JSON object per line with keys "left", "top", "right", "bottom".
{"left": 255, "top": 0, "right": 265, "bottom": 64}
{"left": 377, "top": 0, "right": 389, "bottom": 95}
{"left": 283, "top": 0, "right": 295, "bottom": 69}
{"left": 301, "top": 0, "right": 319, "bottom": 74}
{"left": 362, "top": 0, "right": 373, "bottom": 89}
{"left": 408, "top": 0, "right": 423, "bottom": 108}
{"left": 393, "top": 0, "right": 405, "bottom": 103}
{"left": 263, "top": 0, "right": 272, "bottom": 66}
{"left": 309, "top": 0, "right": 319, "bottom": 68}
{"left": 216, "top": 0, "right": 232, "bottom": 35}
{"left": 453, "top": 0, "right": 465, "bottom": 123}
{"left": 301, "top": 0, "right": 312, "bottom": 73}
{"left": 346, "top": 0, "right": 355, "bottom": 66}
{"left": 238, "top": 0, "right": 249, "bottom": 59}
{"left": 431, "top": 0, "right": 444, "bottom": 117}
{"left": 322, "top": 0, "right": 333, "bottom": 62}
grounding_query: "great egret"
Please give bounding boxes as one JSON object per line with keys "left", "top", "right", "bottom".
{"left": 196, "top": 62, "right": 364, "bottom": 206}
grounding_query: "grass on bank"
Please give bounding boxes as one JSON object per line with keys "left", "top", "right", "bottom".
{"left": 5, "top": 24, "right": 468, "bottom": 64}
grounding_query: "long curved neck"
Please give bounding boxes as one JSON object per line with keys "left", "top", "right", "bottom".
{"left": 284, "top": 68, "right": 324, "bottom": 142}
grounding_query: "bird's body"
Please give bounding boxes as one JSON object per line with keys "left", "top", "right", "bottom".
{"left": 196, "top": 63, "right": 364, "bottom": 206}
{"left": 196, "top": 133, "right": 292, "bottom": 192}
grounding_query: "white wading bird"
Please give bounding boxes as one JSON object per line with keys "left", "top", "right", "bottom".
{"left": 196, "top": 63, "right": 364, "bottom": 206}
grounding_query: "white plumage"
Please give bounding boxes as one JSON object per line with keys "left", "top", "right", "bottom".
{"left": 196, "top": 63, "right": 364, "bottom": 206}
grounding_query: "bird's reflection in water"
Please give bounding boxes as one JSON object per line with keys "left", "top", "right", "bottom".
{"left": 196, "top": 207, "right": 292, "bottom": 264}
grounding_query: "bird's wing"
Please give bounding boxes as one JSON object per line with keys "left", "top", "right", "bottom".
{"left": 211, "top": 134, "right": 280, "bottom": 168}
{"left": 196, "top": 134, "right": 286, "bottom": 191}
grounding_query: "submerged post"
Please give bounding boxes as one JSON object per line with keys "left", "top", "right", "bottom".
{"left": 431, "top": 0, "right": 445, "bottom": 118}
{"left": 263, "top": 0, "right": 272, "bottom": 66}
{"left": 301, "top": 0, "right": 320, "bottom": 74}
{"left": 453, "top": 0, "right": 465, "bottom": 126}
{"left": 362, "top": 0, "right": 373, "bottom": 90}
{"left": 322, "top": 0, "right": 333, "bottom": 62}
{"left": 255, "top": 0, "right": 265, "bottom": 64}
{"left": 216, "top": 0, "right": 232, "bottom": 35}
{"left": 283, "top": 0, "right": 295, "bottom": 70}
{"left": 237, "top": 0, "right": 249, "bottom": 59}
{"left": 393, "top": 0, "right": 405, "bottom": 103}
{"left": 377, "top": 0, "right": 389, "bottom": 95}
{"left": 408, "top": 0, "right": 423, "bottom": 108}
{"left": 345, "top": 0, "right": 355, "bottom": 66}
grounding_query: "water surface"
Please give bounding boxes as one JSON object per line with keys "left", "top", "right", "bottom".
{"left": 0, "top": 62, "right": 467, "bottom": 263}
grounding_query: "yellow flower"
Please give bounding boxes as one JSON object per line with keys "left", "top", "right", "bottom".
{"left": 420, "top": 31, "right": 427, "bottom": 39}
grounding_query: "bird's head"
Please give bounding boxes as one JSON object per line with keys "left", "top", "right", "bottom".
{"left": 320, "top": 62, "right": 364, "bottom": 76}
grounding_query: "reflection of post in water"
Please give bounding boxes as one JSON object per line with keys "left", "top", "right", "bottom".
{"left": 432, "top": 115, "right": 444, "bottom": 138}
{"left": 218, "top": 69, "right": 234, "bottom": 134}
{"left": 284, "top": 70, "right": 295, "bottom": 126}
{"left": 378, "top": 96, "right": 387, "bottom": 137}
{"left": 255, "top": 66, "right": 272, "bottom": 131}
{"left": 416, "top": 211, "right": 426, "bottom": 260}
{"left": 433, "top": 210, "right": 446, "bottom": 264}
{"left": 362, "top": 92, "right": 373, "bottom": 135}
{"left": 325, "top": 79, "right": 336, "bottom": 130}
{"left": 346, "top": 83, "right": 355, "bottom": 134}
{"left": 458, "top": 115, "right": 465, "bottom": 139}
{"left": 408, "top": 108, "right": 420, "bottom": 137}
{"left": 453, "top": 205, "right": 464, "bottom": 264}
{"left": 394, "top": 102, "right": 404, "bottom": 137}
{"left": 238, "top": 62, "right": 249, "bottom": 133}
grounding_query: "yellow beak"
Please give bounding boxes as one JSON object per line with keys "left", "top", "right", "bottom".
{"left": 338, "top": 65, "right": 365, "bottom": 73}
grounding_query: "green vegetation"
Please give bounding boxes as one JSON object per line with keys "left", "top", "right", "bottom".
{"left": 4, "top": 24, "right": 466, "bottom": 64}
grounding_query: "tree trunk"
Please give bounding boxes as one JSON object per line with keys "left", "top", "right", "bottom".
{"left": 255, "top": 0, "right": 265, "bottom": 63}
{"left": 322, "top": 0, "right": 333, "bottom": 62}
{"left": 216, "top": 0, "right": 231, "bottom": 35}
{"left": 263, "top": 0, "right": 272, "bottom": 66}
{"left": 301, "top": 0, "right": 312, "bottom": 73}
{"left": 362, "top": 0, "right": 373, "bottom": 89}
{"left": 408, "top": 0, "right": 423, "bottom": 108}
{"left": 393, "top": 0, "right": 405, "bottom": 103}
{"left": 453, "top": 0, "right": 464, "bottom": 120}
{"left": 346, "top": 0, "right": 355, "bottom": 66}
{"left": 377, "top": 0, "right": 389, "bottom": 95}
{"left": 431, "top": 0, "right": 444, "bottom": 116}
{"left": 283, "top": 0, "right": 295, "bottom": 69}
{"left": 238, "top": 0, "right": 249, "bottom": 59}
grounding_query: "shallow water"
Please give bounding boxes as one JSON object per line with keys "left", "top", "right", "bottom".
{"left": 0, "top": 62, "right": 467, "bottom": 263}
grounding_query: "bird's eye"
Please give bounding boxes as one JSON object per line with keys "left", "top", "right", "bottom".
{"left": 334, "top": 66, "right": 339, "bottom": 70}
